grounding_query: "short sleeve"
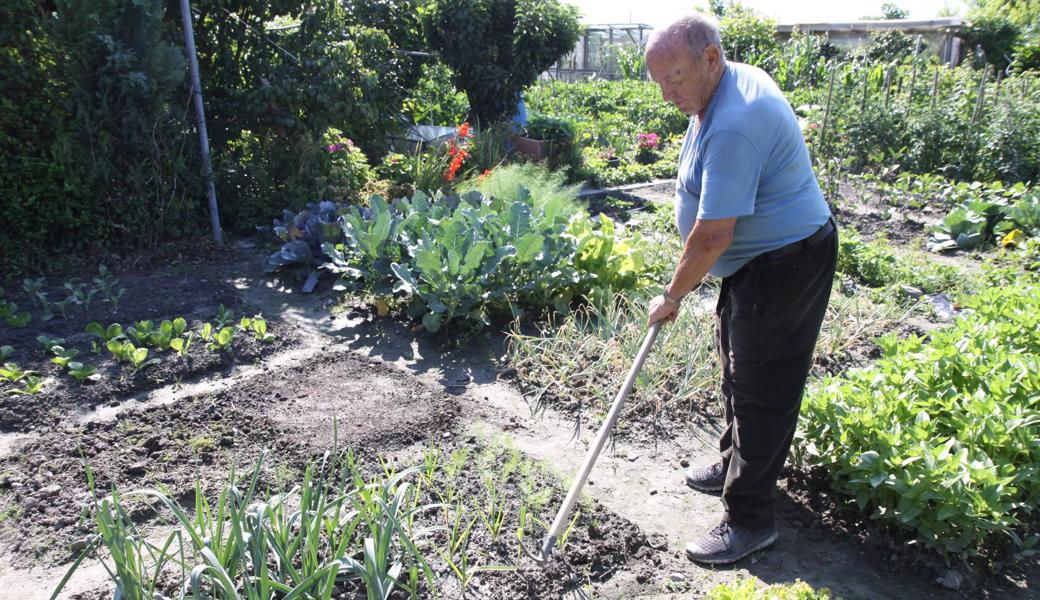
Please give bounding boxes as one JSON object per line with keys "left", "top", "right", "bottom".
{"left": 697, "top": 130, "right": 762, "bottom": 220}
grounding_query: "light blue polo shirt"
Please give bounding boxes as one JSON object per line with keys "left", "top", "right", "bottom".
{"left": 675, "top": 62, "right": 831, "bottom": 278}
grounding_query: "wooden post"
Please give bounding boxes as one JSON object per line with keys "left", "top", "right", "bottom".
{"left": 930, "top": 65, "right": 940, "bottom": 111}
{"left": 995, "top": 70, "right": 1004, "bottom": 106}
{"left": 908, "top": 35, "right": 922, "bottom": 104}
{"left": 861, "top": 67, "right": 869, "bottom": 112}
{"left": 883, "top": 65, "right": 894, "bottom": 110}
{"left": 972, "top": 64, "right": 990, "bottom": 124}
{"left": 819, "top": 64, "right": 838, "bottom": 159}
{"left": 179, "top": 0, "right": 223, "bottom": 248}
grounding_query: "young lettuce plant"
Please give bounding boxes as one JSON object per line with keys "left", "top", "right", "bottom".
{"left": 5, "top": 375, "right": 43, "bottom": 396}
{"left": 107, "top": 341, "right": 160, "bottom": 372}
{"left": 0, "top": 296, "right": 30, "bottom": 328}
{"left": 0, "top": 363, "right": 36, "bottom": 384}
{"left": 127, "top": 346, "right": 159, "bottom": 372}
{"left": 205, "top": 325, "right": 235, "bottom": 352}
{"left": 65, "top": 281, "right": 98, "bottom": 312}
{"left": 169, "top": 332, "right": 195, "bottom": 358}
{"left": 126, "top": 321, "right": 156, "bottom": 346}
{"left": 92, "top": 265, "right": 126, "bottom": 311}
{"left": 150, "top": 318, "right": 187, "bottom": 350}
{"left": 214, "top": 304, "right": 236, "bottom": 329}
{"left": 21, "top": 278, "right": 46, "bottom": 306}
{"left": 67, "top": 362, "right": 100, "bottom": 382}
{"left": 85, "top": 322, "right": 125, "bottom": 346}
{"left": 37, "top": 335, "right": 65, "bottom": 352}
{"left": 49, "top": 346, "right": 80, "bottom": 368}
{"left": 239, "top": 315, "right": 275, "bottom": 343}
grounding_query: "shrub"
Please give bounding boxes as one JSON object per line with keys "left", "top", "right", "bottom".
{"left": 718, "top": 3, "right": 779, "bottom": 64}
{"left": 961, "top": 15, "right": 1023, "bottom": 69}
{"left": 401, "top": 61, "right": 471, "bottom": 125}
{"left": 424, "top": 0, "right": 582, "bottom": 124}
{"left": 1012, "top": 42, "right": 1040, "bottom": 73}
{"left": 863, "top": 29, "right": 915, "bottom": 62}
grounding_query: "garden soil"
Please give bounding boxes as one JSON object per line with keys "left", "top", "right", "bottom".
{"left": 0, "top": 216, "right": 1035, "bottom": 598}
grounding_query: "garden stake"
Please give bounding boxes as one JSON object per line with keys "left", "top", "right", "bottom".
{"left": 525, "top": 321, "right": 662, "bottom": 566}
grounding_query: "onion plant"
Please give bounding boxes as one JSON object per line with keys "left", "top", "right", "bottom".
{"left": 53, "top": 450, "right": 444, "bottom": 600}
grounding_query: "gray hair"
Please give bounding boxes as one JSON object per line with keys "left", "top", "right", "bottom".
{"left": 647, "top": 13, "right": 725, "bottom": 61}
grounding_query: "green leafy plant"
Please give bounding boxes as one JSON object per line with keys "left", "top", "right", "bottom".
{"left": 0, "top": 363, "right": 35, "bottom": 384}
{"left": 707, "top": 578, "right": 832, "bottom": 600}
{"left": 92, "top": 265, "right": 125, "bottom": 311}
{"left": 21, "top": 278, "right": 47, "bottom": 307}
{"left": 0, "top": 346, "right": 12, "bottom": 361}
{"left": 85, "top": 322, "right": 125, "bottom": 343}
{"left": 67, "top": 362, "right": 100, "bottom": 383}
{"left": 126, "top": 321, "right": 156, "bottom": 345}
{"left": 239, "top": 315, "right": 275, "bottom": 343}
{"left": 797, "top": 280, "right": 1040, "bottom": 558}
{"left": 6, "top": 375, "right": 43, "bottom": 396}
{"left": 37, "top": 335, "right": 66, "bottom": 352}
{"left": 214, "top": 304, "right": 235, "bottom": 329}
{"left": 64, "top": 281, "right": 97, "bottom": 312}
{"left": 169, "top": 333, "right": 194, "bottom": 358}
{"left": 0, "top": 294, "right": 30, "bottom": 328}
{"left": 107, "top": 341, "right": 159, "bottom": 372}
{"left": 49, "top": 346, "right": 80, "bottom": 368}
{"left": 321, "top": 184, "right": 655, "bottom": 333}
{"left": 206, "top": 327, "right": 235, "bottom": 352}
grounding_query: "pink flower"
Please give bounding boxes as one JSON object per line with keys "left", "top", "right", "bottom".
{"left": 636, "top": 132, "right": 660, "bottom": 150}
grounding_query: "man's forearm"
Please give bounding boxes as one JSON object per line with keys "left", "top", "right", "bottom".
{"left": 666, "top": 220, "right": 734, "bottom": 299}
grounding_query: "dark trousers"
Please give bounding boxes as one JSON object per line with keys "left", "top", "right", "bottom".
{"left": 715, "top": 222, "right": 837, "bottom": 529}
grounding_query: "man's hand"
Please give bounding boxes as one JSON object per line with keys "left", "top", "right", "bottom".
{"left": 647, "top": 294, "right": 680, "bottom": 327}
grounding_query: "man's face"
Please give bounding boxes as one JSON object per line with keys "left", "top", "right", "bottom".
{"left": 646, "top": 45, "right": 719, "bottom": 117}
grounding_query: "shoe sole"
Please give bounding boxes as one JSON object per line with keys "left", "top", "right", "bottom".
{"left": 684, "top": 477, "right": 724, "bottom": 492}
{"left": 685, "top": 530, "right": 778, "bottom": 565}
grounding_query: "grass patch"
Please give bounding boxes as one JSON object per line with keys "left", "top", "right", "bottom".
{"left": 506, "top": 285, "right": 905, "bottom": 424}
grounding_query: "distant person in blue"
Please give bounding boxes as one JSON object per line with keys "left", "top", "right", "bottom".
{"left": 643, "top": 13, "right": 837, "bottom": 565}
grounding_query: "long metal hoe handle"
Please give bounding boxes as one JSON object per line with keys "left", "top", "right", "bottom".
{"left": 537, "top": 320, "right": 663, "bottom": 562}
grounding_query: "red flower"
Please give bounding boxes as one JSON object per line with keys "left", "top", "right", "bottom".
{"left": 458, "top": 122, "right": 472, "bottom": 139}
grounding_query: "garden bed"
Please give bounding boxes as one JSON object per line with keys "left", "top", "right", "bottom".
{"left": 0, "top": 258, "right": 300, "bottom": 433}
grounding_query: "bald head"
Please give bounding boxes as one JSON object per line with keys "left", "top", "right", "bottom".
{"left": 645, "top": 13, "right": 725, "bottom": 63}
{"left": 644, "top": 14, "right": 726, "bottom": 116}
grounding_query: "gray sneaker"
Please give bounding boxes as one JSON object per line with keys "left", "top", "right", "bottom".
{"left": 685, "top": 521, "right": 778, "bottom": 565}
{"left": 684, "top": 461, "right": 725, "bottom": 492}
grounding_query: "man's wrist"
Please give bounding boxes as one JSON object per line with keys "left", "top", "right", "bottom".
{"left": 663, "top": 287, "right": 684, "bottom": 305}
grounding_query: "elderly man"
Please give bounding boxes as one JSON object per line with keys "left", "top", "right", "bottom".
{"left": 644, "top": 14, "right": 837, "bottom": 565}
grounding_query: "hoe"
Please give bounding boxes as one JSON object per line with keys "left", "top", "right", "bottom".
{"left": 525, "top": 321, "right": 662, "bottom": 565}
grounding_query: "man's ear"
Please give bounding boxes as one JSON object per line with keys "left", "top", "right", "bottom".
{"left": 703, "top": 45, "right": 722, "bottom": 70}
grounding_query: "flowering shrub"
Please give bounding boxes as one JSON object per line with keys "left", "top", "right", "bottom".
{"left": 444, "top": 122, "right": 473, "bottom": 182}
{"left": 636, "top": 132, "right": 660, "bottom": 151}
{"left": 319, "top": 128, "right": 374, "bottom": 201}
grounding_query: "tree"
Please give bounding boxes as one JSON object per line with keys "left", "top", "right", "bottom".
{"left": 863, "top": 3, "right": 910, "bottom": 20}
{"left": 968, "top": 0, "right": 1039, "bottom": 32}
{"left": 718, "top": 3, "right": 778, "bottom": 63}
{"left": 961, "top": 15, "right": 1023, "bottom": 68}
{"left": 424, "top": 0, "right": 582, "bottom": 125}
